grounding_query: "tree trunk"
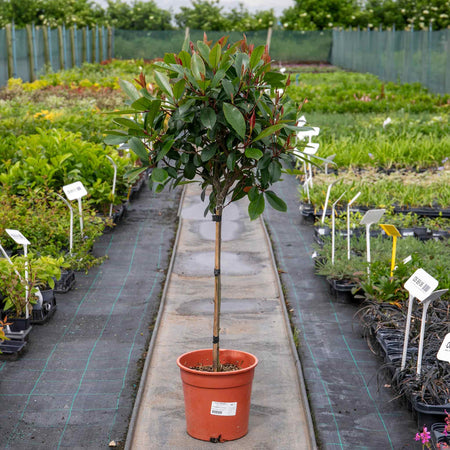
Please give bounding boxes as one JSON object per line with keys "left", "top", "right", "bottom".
{"left": 212, "top": 206, "right": 222, "bottom": 371}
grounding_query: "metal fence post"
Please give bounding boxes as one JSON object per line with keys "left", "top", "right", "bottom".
{"left": 70, "top": 26, "right": 76, "bottom": 67}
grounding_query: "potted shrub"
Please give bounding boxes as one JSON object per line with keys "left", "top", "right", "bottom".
{"left": 107, "top": 35, "right": 307, "bottom": 441}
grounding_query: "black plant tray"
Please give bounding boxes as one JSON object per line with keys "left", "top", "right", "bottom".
{"left": 54, "top": 269, "right": 76, "bottom": 294}
{"left": 327, "top": 278, "right": 361, "bottom": 303}
{"left": 0, "top": 339, "right": 27, "bottom": 359}
{"left": 31, "top": 289, "right": 57, "bottom": 324}
{"left": 412, "top": 396, "right": 450, "bottom": 429}
{"left": 431, "top": 422, "right": 450, "bottom": 449}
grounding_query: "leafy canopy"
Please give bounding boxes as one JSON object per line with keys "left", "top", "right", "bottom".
{"left": 107, "top": 35, "right": 308, "bottom": 220}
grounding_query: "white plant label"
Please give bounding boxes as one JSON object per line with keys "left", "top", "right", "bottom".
{"left": 5, "top": 229, "right": 30, "bottom": 245}
{"left": 404, "top": 268, "right": 438, "bottom": 302}
{"left": 437, "top": 333, "right": 450, "bottom": 363}
{"left": 63, "top": 181, "right": 87, "bottom": 201}
{"left": 210, "top": 401, "right": 237, "bottom": 416}
{"left": 403, "top": 255, "right": 412, "bottom": 264}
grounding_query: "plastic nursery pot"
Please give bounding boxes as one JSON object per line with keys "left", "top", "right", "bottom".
{"left": 177, "top": 348, "right": 258, "bottom": 443}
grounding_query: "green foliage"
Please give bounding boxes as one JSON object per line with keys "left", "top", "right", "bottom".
{"left": 0, "top": 253, "right": 63, "bottom": 317}
{"left": 280, "top": 0, "right": 359, "bottom": 30}
{"left": 288, "top": 71, "right": 449, "bottom": 113}
{"left": 108, "top": 35, "right": 305, "bottom": 220}
{"left": 0, "top": 129, "right": 132, "bottom": 212}
{"left": 105, "top": 0, "right": 172, "bottom": 30}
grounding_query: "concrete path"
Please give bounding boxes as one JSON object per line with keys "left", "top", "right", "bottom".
{"left": 126, "top": 184, "right": 316, "bottom": 449}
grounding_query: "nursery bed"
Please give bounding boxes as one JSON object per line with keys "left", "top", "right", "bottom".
{"left": 264, "top": 173, "right": 422, "bottom": 450}
{"left": 0, "top": 185, "right": 181, "bottom": 449}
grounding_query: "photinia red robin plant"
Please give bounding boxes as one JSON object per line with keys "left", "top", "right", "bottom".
{"left": 106, "top": 34, "right": 309, "bottom": 371}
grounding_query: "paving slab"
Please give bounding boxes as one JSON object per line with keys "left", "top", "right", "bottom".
{"left": 127, "top": 184, "right": 316, "bottom": 449}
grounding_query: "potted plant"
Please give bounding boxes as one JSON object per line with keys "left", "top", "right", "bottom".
{"left": 0, "top": 253, "right": 63, "bottom": 336}
{"left": 107, "top": 34, "right": 307, "bottom": 442}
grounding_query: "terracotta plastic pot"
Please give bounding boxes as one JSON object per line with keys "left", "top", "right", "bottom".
{"left": 177, "top": 348, "right": 258, "bottom": 442}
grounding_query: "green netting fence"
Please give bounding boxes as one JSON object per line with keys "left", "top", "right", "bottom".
{"left": 1, "top": 25, "right": 449, "bottom": 94}
{"left": 112, "top": 29, "right": 332, "bottom": 63}
{"left": 332, "top": 28, "right": 450, "bottom": 95}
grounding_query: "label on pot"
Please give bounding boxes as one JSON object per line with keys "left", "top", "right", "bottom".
{"left": 210, "top": 401, "right": 237, "bottom": 416}
{"left": 437, "top": 333, "right": 450, "bottom": 363}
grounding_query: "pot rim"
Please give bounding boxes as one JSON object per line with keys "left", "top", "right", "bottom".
{"left": 177, "top": 348, "right": 258, "bottom": 376}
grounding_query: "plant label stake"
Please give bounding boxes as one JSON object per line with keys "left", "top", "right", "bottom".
{"left": 105, "top": 155, "right": 117, "bottom": 218}
{"left": 401, "top": 269, "right": 439, "bottom": 371}
{"left": 437, "top": 333, "right": 450, "bottom": 363}
{"left": 5, "top": 229, "right": 31, "bottom": 319}
{"left": 346, "top": 192, "right": 361, "bottom": 260}
{"left": 360, "top": 209, "right": 385, "bottom": 274}
{"left": 331, "top": 191, "right": 347, "bottom": 265}
{"left": 55, "top": 193, "right": 74, "bottom": 255}
{"left": 321, "top": 178, "right": 340, "bottom": 225}
{"left": 63, "top": 181, "right": 87, "bottom": 237}
{"left": 416, "top": 288, "right": 448, "bottom": 376}
{"left": 379, "top": 224, "right": 401, "bottom": 277}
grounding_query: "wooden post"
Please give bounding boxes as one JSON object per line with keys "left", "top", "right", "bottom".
{"left": 92, "top": 26, "right": 97, "bottom": 63}
{"left": 58, "top": 25, "right": 64, "bottom": 70}
{"left": 212, "top": 207, "right": 222, "bottom": 372}
{"left": 42, "top": 26, "right": 50, "bottom": 68}
{"left": 107, "top": 26, "right": 113, "bottom": 60}
{"left": 266, "top": 27, "right": 273, "bottom": 52}
{"left": 5, "top": 24, "right": 14, "bottom": 79}
{"left": 99, "top": 26, "right": 104, "bottom": 62}
{"left": 82, "top": 27, "right": 87, "bottom": 63}
{"left": 70, "top": 26, "right": 76, "bottom": 67}
{"left": 26, "top": 24, "right": 36, "bottom": 82}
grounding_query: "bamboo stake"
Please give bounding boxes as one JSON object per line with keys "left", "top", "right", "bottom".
{"left": 212, "top": 207, "right": 222, "bottom": 372}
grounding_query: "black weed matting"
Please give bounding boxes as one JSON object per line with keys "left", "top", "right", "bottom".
{"left": 0, "top": 185, "right": 181, "bottom": 449}
{"left": 263, "top": 175, "right": 422, "bottom": 450}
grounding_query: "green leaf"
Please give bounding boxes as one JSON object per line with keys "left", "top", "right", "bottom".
{"left": 268, "top": 161, "right": 282, "bottom": 182}
{"left": 124, "top": 166, "right": 147, "bottom": 182}
{"left": 131, "top": 97, "right": 155, "bottom": 111}
{"left": 163, "top": 53, "right": 176, "bottom": 64}
{"left": 104, "top": 135, "right": 128, "bottom": 146}
{"left": 119, "top": 79, "right": 140, "bottom": 102}
{"left": 253, "top": 123, "right": 285, "bottom": 142}
{"left": 264, "top": 71, "right": 287, "bottom": 88}
{"left": 154, "top": 71, "right": 173, "bottom": 98}
{"left": 226, "top": 152, "right": 236, "bottom": 171}
{"left": 152, "top": 167, "right": 168, "bottom": 183}
{"left": 146, "top": 99, "right": 161, "bottom": 128}
{"left": 129, "top": 137, "right": 148, "bottom": 164}
{"left": 113, "top": 117, "right": 142, "bottom": 130}
{"left": 191, "top": 53, "right": 206, "bottom": 80}
{"left": 211, "top": 69, "right": 226, "bottom": 88}
{"left": 249, "top": 46, "right": 265, "bottom": 69}
{"left": 178, "top": 50, "right": 191, "bottom": 67}
{"left": 248, "top": 186, "right": 258, "bottom": 202}
{"left": 209, "top": 43, "right": 221, "bottom": 68}
{"left": 156, "top": 139, "right": 174, "bottom": 162}
{"left": 245, "top": 147, "right": 263, "bottom": 160}
{"left": 173, "top": 79, "right": 186, "bottom": 100}
{"left": 184, "top": 162, "right": 196, "bottom": 179}
{"left": 222, "top": 79, "right": 235, "bottom": 98}
{"left": 265, "top": 190, "right": 287, "bottom": 212}
{"left": 201, "top": 146, "right": 216, "bottom": 162}
{"left": 197, "top": 41, "right": 211, "bottom": 64}
{"left": 200, "top": 107, "right": 216, "bottom": 130}
{"left": 223, "top": 103, "right": 246, "bottom": 139}
{"left": 248, "top": 194, "right": 265, "bottom": 220}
